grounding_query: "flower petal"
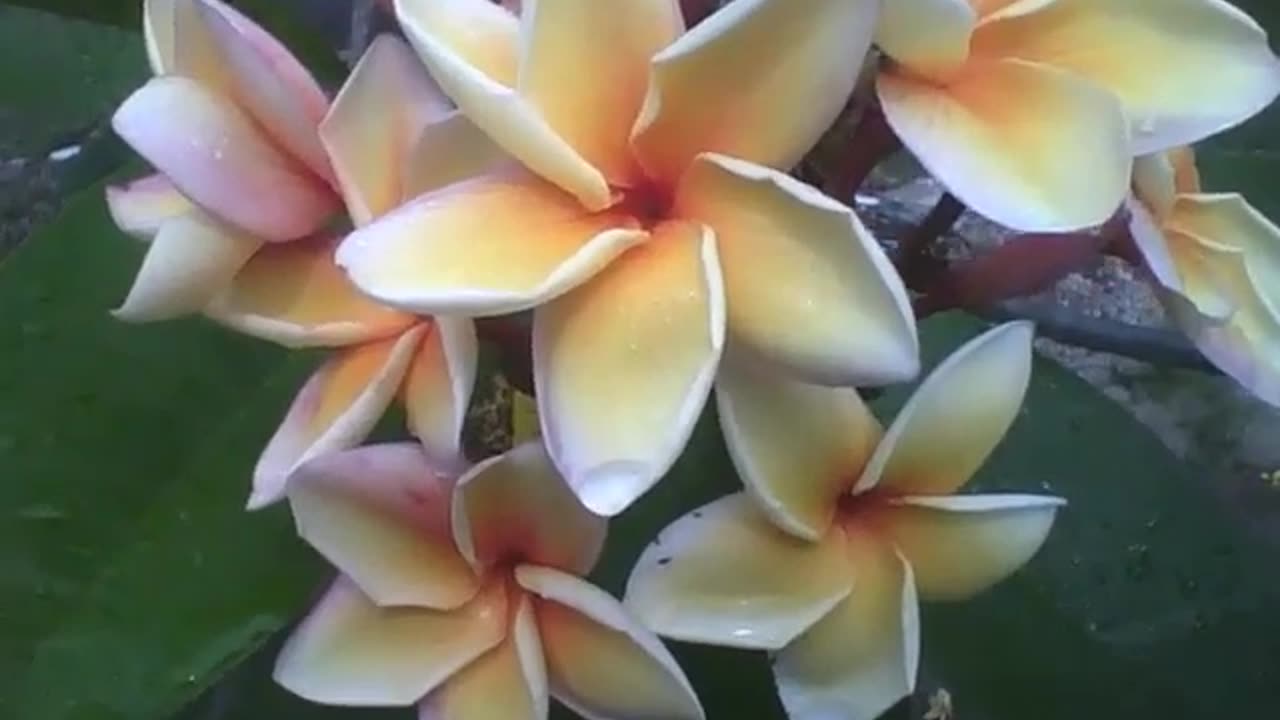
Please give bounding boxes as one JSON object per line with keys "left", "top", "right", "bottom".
{"left": 624, "top": 494, "right": 853, "bottom": 651}
{"left": 419, "top": 594, "right": 548, "bottom": 720}
{"left": 971, "top": 0, "right": 1280, "bottom": 154}
{"left": 144, "top": 0, "right": 176, "bottom": 74}
{"left": 404, "top": 110, "right": 513, "bottom": 198}
{"left": 878, "top": 58, "right": 1130, "bottom": 232}
{"left": 533, "top": 220, "right": 724, "bottom": 515}
{"left": 519, "top": 0, "right": 682, "bottom": 185}
{"left": 394, "top": 0, "right": 521, "bottom": 85}
{"left": 337, "top": 172, "right": 644, "bottom": 316}
{"left": 112, "top": 76, "right": 336, "bottom": 241}
{"left": 875, "top": 0, "right": 976, "bottom": 77}
{"left": 323, "top": 35, "right": 452, "bottom": 226}
{"left": 880, "top": 494, "right": 1064, "bottom": 601}
{"left": 855, "top": 321, "right": 1033, "bottom": 495}
{"left": 403, "top": 318, "right": 478, "bottom": 468}
{"left": 773, "top": 527, "right": 918, "bottom": 720}
{"left": 397, "top": 0, "right": 611, "bottom": 209}
{"left": 631, "top": 0, "right": 878, "bottom": 184}
{"left": 252, "top": 331, "right": 423, "bottom": 511}
{"left": 451, "top": 441, "right": 606, "bottom": 576}
{"left": 106, "top": 174, "right": 194, "bottom": 241}
{"left": 518, "top": 564, "right": 704, "bottom": 720}
{"left": 1129, "top": 205, "right": 1239, "bottom": 322}
{"left": 283, "top": 443, "right": 480, "bottom": 609}
{"left": 675, "top": 154, "right": 918, "bottom": 384}
{"left": 1168, "top": 282, "right": 1280, "bottom": 407}
{"left": 206, "top": 235, "right": 414, "bottom": 348}
{"left": 112, "top": 210, "right": 260, "bottom": 322}
{"left": 175, "top": 0, "right": 334, "bottom": 182}
{"left": 274, "top": 575, "right": 506, "bottom": 706}
{"left": 716, "top": 350, "right": 879, "bottom": 541}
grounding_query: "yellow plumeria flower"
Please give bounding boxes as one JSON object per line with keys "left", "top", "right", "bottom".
{"left": 273, "top": 441, "right": 704, "bottom": 720}
{"left": 242, "top": 35, "right": 496, "bottom": 508}
{"left": 338, "top": 0, "right": 918, "bottom": 515}
{"left": 1128, "top": 147, "right": 1280, "bottom": 407}
{"left": 109, "top": 0, "right": 338, "bottom": 247}
{"left": 625, "top": 323, "right": 1064, "bottom": 720}
{"left": 875, "top": 0, "right": 1280, "bottom": 232}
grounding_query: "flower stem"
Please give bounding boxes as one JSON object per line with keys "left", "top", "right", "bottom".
{"left": 826, "top": 105, "right": 901, "bottom": 201}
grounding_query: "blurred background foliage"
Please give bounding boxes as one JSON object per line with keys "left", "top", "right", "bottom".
{"left": 1, "top": 1, "right": 1279, "bottom": 719}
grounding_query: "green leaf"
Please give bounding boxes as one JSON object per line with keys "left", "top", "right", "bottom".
{"left": 0, "top": 5, "right": 146, "bottom": 158}
{"left": 0, "top": 0, "right": 345, "bottom": 85}
{"left": 896, "top": 314, "right": 1280, "bottom": 719}
{"left": 0, "top": 180, "right": 329, "bottom": 719}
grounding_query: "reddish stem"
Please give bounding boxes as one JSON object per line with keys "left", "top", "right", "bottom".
{"left": 825, "top": 105, "right": 901, "bottom": 201}
{"left": 913, "top": 208, "right": 1135, "bottom": 318}
{"left": 680, "top": 0, "right": 719, "bottom": 25}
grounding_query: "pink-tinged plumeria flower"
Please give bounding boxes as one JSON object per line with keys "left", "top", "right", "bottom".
{"left": 338, "top": 0, "right": 918, "bottom": 516}
{"left": 273, "top": 441, "right": 705, "bottom": 720}
{"left": 243, "top": 35, "right": 513, "bottom": 508}
{"left": 110, "top": 0, "right": 338, "bottom": 242}
{"left": 625, "top": 323, "right": 1064, "bottom": 720}
{"left": 875, "top": 0, "right": 1280, "bottom": 232}
{"left": 106, "top": 0, "right": 341, "bottom": 321}
{"left": 1128, "top": 147, "right": 1280, "bottom": 407}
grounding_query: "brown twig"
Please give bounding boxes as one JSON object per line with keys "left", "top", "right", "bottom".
{"left": 825, "top": 105, "right": 901, "bottom": 201}
{"left": 897, "top": 193, "right": 964, "bottom": 287}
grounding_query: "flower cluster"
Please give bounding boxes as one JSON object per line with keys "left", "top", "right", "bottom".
{"left": 104, "top": 0, "right": 1280, "bottom": 718}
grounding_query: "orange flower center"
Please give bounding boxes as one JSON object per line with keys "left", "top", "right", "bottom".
{"left": 615, "top": 178, "right": 674, "bottom": 229}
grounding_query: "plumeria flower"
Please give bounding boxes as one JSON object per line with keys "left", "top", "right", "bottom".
{"left": 625, "top": 322, "right": 1064, "bottom": 720}
{"left": 105, "top": 0, "right": 340, "bottom": 320}
{"left": 273, "top": 441, "right": 705, "bottom": 720}
{"left": 1128, "top": 147, "right": 1280, "bottom": 407}
{"left": 109, "top": 0, "right": 338, "bottom": 246}
{"left": 875, "top": 0, "right": 1280, "bottom": 232}
{"left": 338, "top": 0, "right": 918, "bottom": 516}
{"left": 244, "top": 35, "right": 509, "bottom": 507}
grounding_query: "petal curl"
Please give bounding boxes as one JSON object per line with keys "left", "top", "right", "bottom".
{"left": 144, "top": 0, "right": 176, "bottom": 74}
{"left": 880, "top": 494, "right": 1064, "bottom": 601}
{"left": 972, "top": 0, "right": 1280, "bottom": 153}
{"left": 397, "top": 0, "right": 610, "bottom": 209}
{"left": 252, "top": 331, "right": 423, "bottom": 511}
{"left": 337, "top": 173, "right": 643, "bottom": 316}
{"left": 624, "top": 494, "right": 852, "bottom": 651}
{"left": 519, "top": 0, "right": 682, "bottom": 184}
{"left": 855, "top": 321, "right": 1034, "bottom": 496}
{"left": 518, "top": 565, "right": 705, "bottom": 720}
{"left": 419, "top": 593, "right": 547, "bottom": 720}
{"left": 207, "top": 236, "right": 414, "bottom": 348}
{"left": 533, "top": 220, "right": 724, "bottom": 515}
{"left": 878, "top": 58, "right": 1130, "bottom": 232}
{"left": 274, "top": 576, "right": 506, "bottom": 706}
{"left": 283, "top": 443, "right": 479, "bottom": 608}
{"left": 113, "top": 211, "right": 260, "bottom": 322}
{"left": 176, "top": 0, "right": 334, "bottom": 181}
{"left": 323, "top": 35, "right": 452, "bottom": 226}
{"left": 451, "top": 441, "right": 607, "bottom": 576}
{"left": 395, "top": 0, "right": 520, "bottom": 85}
{"left": 403, "top": 318, "right": 478, "bottom": 468}
{"left": 773, "top": 528, "right": 918, "bottom": 720}
{"left": 876, "top": 0, "right": 976, "bottom": 77}
{"left": 405, "top": 111, "right": 513, "bottom": 198}
{"left": 716, "top": 351, "right": 880, "bottom": 541}
{"left": 106, "top": 174, "right": 193, "bottom": 240}
{"left": 112, "top": 77, "right": 336, "bottom": 241}
{"left": 632, "top": 0, "right": 878, "bottom": 184}
{"left": 675, "top": 154, "right": 918, "bottom": 384}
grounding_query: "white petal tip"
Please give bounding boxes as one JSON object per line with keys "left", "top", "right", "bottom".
{"left": 572, "top": 461, "right": 653, "bottom": 517}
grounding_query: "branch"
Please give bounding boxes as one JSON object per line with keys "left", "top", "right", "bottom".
{"left": 977, "top": 298, "right": 1218, "bottom": 373}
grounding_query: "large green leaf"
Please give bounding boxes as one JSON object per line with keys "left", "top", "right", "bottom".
{"left": 893, "top": 315, "right": 1280, "bottom": 720}
{"left": 0, "top": 0, "right": 345, "bottom": 84}
{"left": 0, "top": 181, "right": 329, "bottom": 719}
